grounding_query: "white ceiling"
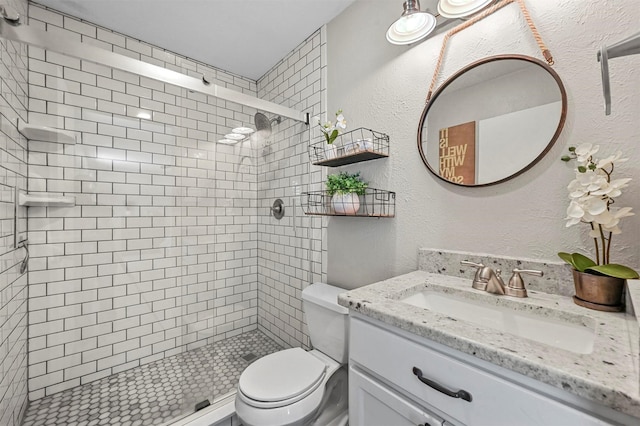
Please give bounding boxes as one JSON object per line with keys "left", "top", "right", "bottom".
{"left": 34, "top": 0, "right": 356, "bottom": 81}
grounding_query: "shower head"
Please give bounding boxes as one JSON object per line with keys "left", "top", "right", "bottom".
{"left": 254, "top": 112, "right": 282, "bottom": 138}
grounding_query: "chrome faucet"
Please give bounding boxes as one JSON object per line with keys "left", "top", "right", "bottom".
{"left": 461, "top": 261, "right": 543, "bottom": 298}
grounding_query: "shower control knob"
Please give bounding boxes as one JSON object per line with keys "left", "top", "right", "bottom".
{"left": 271, "top": 199, "right": 285, "bottom": 220}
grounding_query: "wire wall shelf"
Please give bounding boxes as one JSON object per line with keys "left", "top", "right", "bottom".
{"left": 309, "top": 128, "right": 389, "bottom": 167}
{"left": 301, "top": 188, "right": 396, "bottom": 218}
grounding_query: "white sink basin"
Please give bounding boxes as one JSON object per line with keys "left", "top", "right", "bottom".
{"left": 400, "top": 291, "right": 595, "bottom": 354}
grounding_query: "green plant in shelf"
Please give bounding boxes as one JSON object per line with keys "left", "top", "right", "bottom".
{"left": 326, "top": 172, "right": 368, "bottom": 196}
{"left": 558, "top": 143, "right": 638, "bottom": 279}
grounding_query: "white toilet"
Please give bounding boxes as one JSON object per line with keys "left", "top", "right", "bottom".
{"left": 235, "top": 283, "right": 349, "bottom": 426}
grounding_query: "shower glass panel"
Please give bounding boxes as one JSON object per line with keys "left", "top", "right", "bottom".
{"left": 173, "top": 85, "right": 220, "bottom": 419}
{"left": 21, "top": 44, "right": 208, "bottom": 424}
{"left": 173, "top": 82, "right": 271, "bottom": 420}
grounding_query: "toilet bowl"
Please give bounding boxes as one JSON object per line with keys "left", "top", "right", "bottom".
{"left": 235, "top": 283, "right": 349, "bottom": 426}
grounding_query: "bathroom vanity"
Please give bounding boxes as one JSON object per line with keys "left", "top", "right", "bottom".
{"left": 339, "top": 259, "right": 640, "bottom": 426}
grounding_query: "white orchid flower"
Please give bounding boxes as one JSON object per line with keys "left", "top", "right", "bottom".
{"left": 602, "top": 208, "right": 634, "bottom": 234}
{"left": 563, "top": 144, "right": 634, "bottom": 267}
{"left": 596, "top": 151, "right": 627, "bottom": 169}
{"left": 606, "top": 206, "right": 635, "bottom": 227}
{"left": 322, "top": 121, "right": 334, "bottom": 131}
{"left": 588, "top": 223, "right": 620, "bottom": 237}
{"left": 584, "top": 197, "right": 608, "bottom": 216}
{"left": 316, "top": 110, "right": 346, "bottom": 145}
{"left": 574, "top": 143, "right": 599, "bottom": 163}
{"left": 575, "top": 170, "right": 607, "bottom": 192}
{"left": 586, "top": 208, "right": 614, "bottom": 225}
{"left": 613, "top": 206, "right": 634, "bottom": 219}
{"left": 591, "top": 178, "right": 631, "bottom": 197}
{"left": 565, "top": 200, "right": 584, "bottom": 226}
{"left": 605, "top": 225, "right": 622, "bottom": 235}
{"left": 609, "top": 177, "right": 631, "bottom": 190}
{"left": 567, "top": 179, "right": 588, "bottom": 198}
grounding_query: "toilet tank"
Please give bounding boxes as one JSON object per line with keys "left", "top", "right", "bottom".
{"left": 302, "top": 283, "right": 349, "bottom": 364}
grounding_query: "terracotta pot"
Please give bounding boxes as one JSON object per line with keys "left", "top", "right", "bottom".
{"left": 572, "top": 269, "right": 625, "bottom": 307}
{"left": 331, "top": 193, "right": 360, "bottom": 215}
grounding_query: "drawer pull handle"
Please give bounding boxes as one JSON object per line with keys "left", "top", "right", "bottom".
{"left": 412, "top": 367, "right": 472, "bottom": 402}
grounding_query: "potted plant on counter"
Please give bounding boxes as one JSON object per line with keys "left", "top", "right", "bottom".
{"left": 326, "top": 171, "right": 368, "bottom": 215}
{"left": 558, "top": 143, "right": 638, "bottom": 311}
{"left": 314, "top": 109, "right": 347, "bottom": 160}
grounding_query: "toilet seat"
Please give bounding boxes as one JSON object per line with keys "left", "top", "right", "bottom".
{"left": 238, "top": 348, "right": 327, "bottom": 409}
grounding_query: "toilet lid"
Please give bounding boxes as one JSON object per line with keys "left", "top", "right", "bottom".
{"left": 239, "top": 348, "right": 326, "bottom": 403}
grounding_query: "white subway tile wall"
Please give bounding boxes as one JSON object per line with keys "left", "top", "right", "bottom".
{"left": 256, "top": 28, "right": 327, "bottom": 349}
{"left": 0, "top": 0, "right": 29, "bottom": 424}
{"left": 26, "top": 4, "right": 271, "bottom": 400}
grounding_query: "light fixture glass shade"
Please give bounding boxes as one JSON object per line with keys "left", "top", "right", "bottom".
{"left": 231, "top": 127, "right": 255, "bottom": 134}
{"left": 217, "top": 138, "right": 240, "bottom": 145}
{"left": 224, "top": 133, "right": 246, "bottom": 140}
{"left": 437, "top": 0, "right": 494, "bottom": 19}
{"left": 387, "top": 1, "right": 437, "bottom": 45}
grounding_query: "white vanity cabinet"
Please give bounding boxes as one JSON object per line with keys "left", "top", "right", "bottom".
{"left": 350, "top": 365, "right": 449, "bottom": 426}
{"left": 349, "top": 315, "right": 616, "bottom": 426}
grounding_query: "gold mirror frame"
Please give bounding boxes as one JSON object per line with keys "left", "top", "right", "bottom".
{"left": 417, "top": 54, "right": 567, "bottom": 187}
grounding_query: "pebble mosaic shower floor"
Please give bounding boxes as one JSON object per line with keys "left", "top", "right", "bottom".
{"left": 21, "top": 330, "right": 282, "bottom": 426}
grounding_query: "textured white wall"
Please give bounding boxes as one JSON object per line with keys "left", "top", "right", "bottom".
{"left": 326, "top": 0, "right": 640, "bottom": 288}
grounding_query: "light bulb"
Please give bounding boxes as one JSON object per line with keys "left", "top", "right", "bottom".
{"left": 394, "top": 13, "right": 428, "bottom": 34}
{"left": 232, "top": 127, "right": 255, "bottom": 135}
{"left": 224, "top": 133, "right": 246, "bottom": 140}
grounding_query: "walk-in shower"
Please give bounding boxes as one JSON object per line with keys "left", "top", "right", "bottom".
{"left": 0, "top": 3, "right": 325, "bottom": 425}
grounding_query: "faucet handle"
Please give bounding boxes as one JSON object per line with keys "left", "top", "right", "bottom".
{"left": 506, "top": 268, "right": 544, "bottom": 298}
{"left": 513, "top": 268, "right": 544, "bottom": 277}
{"left": 460, "top": 260, "right": 487, "bottom": 291}
{"left": 461, "top": 260, "right": 484, "bottom": 269}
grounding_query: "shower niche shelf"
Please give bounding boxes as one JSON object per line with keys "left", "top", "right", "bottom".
{"left": 19, "top": 192, "right": 76, "bottom": 207}
{"left": 301, "top": 188, "right": 395, "bottom": 218}
{"left": 18, "top": 119, "right": 77, "bottom": 144}
{"left": 309, "top": 128, "right": 389, "bottom": 167}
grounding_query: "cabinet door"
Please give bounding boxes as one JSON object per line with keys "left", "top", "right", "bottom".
{"left": 350, "top": 365, "right": 444, "bottom": 426}
{"left": 351, "top": 317, "right": 617, "bottom": 426}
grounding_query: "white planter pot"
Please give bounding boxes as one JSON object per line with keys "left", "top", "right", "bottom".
{"left": 331, "top": 193, "right": 360, "bottom": 215}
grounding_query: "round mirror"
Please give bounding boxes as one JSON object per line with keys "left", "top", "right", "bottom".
{"left": 417, "top": 55, "right": 567, "bottom": 187}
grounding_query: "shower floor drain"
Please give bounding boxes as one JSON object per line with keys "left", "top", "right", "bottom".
{"left": 241, "top": 352, "right": 258, "bottom": 363}
{"left": 195, "top": 399, "right": 211, "bottom": 412}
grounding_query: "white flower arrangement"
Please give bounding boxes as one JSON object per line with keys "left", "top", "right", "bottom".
{"left": 559, "top": 143, "right": 638, "bottom": 279}
{"left": 313, "top": 109, "right": 346, "bottom": 145}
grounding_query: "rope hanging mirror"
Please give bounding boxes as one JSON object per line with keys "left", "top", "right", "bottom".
{"left": 417, "top": 0, "right": 567, "bottom": 187}
{"left": 426, "top": 0, "right": 554, "bottom": 103}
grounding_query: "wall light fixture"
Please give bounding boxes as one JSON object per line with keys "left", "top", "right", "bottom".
{"left": 386, "top": 0, "right": 437, "bottom": 45}
{"left": 437, "top": 0, "right": 495, "bottom": 19}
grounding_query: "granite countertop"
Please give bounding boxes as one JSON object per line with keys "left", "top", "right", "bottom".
{"left": 338, "top": 270, "right": 640, "bottom": 419}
